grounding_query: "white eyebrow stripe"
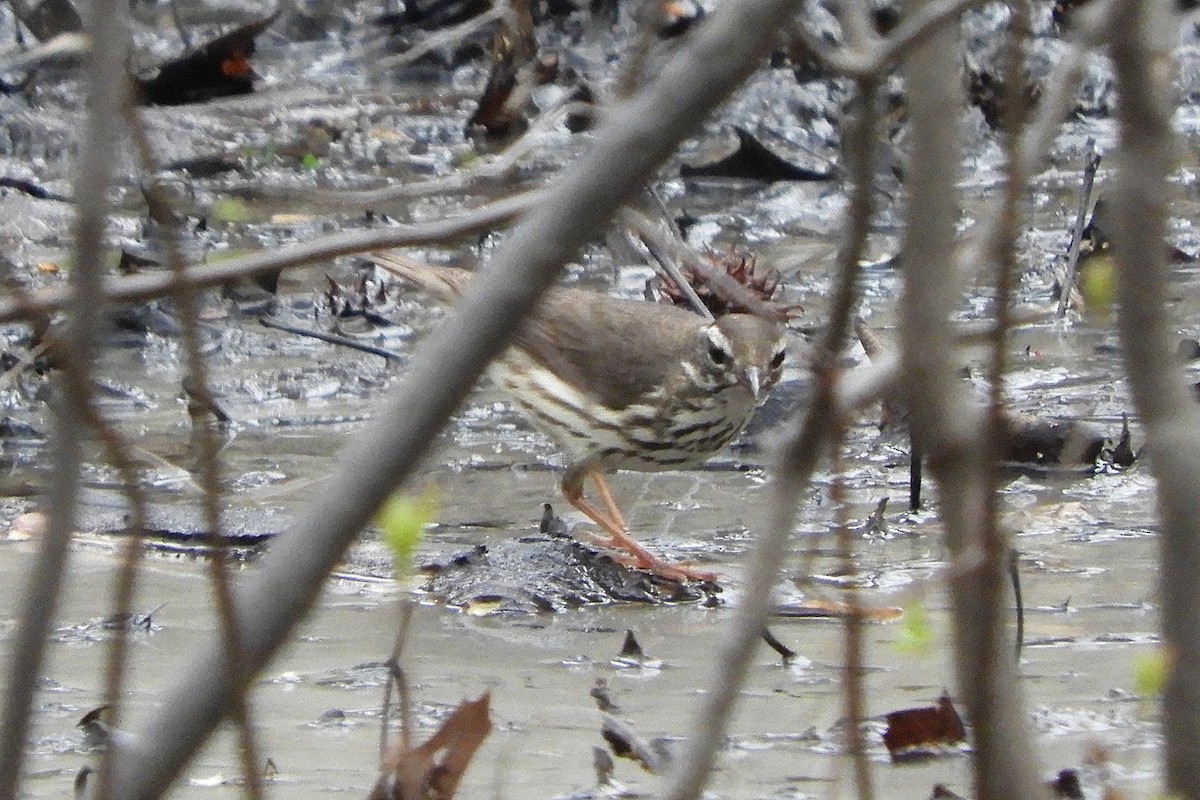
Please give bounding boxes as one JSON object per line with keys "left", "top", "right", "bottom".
{"left": 706, "top": 325, "right": 733, "bottom": 353}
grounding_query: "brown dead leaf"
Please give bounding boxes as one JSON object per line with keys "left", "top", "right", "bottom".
{"left": 882, "top": 694, "right": 966, "bottom": 762}
{"left": 371, "top": 693, "right": 492, "bottom": 800}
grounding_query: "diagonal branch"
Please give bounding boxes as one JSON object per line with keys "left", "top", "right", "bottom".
{"left": 102, "top": 2, "right": 803, "bottom": 798}
{"left": 661, "top": 68, "right": 884, "bottom": 800}
{"left": 897, "top": 4, "right": 1046, "bottom": 799}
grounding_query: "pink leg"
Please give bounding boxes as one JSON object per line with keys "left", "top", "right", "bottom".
{"left": 560, "top": 466, "right": 716, "bottom": 582}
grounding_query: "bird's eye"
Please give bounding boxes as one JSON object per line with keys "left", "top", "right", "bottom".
{"left": 708, "top": 345, "right": 728, "bottom": 365}
{"left": 770, "top": 350, "right": 785, "bottom": 370}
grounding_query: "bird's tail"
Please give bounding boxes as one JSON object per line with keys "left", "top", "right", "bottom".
{"left": 370, "top": 251, "right": 472, "bottom": 302}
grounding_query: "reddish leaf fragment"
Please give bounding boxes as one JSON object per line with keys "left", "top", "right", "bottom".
{"left": 372, "top": 693, "right": 492, "bottom": 800}
{"left": 649, "top": 245, "right": 785, "bottom": 317}
{"left": 137, "top": 15, "right": 276, "bottom": 106}
{"left": 882, "top": 694, "right": 966, "bottom": 762}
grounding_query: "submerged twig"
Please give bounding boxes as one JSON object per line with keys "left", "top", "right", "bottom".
{"left": 259, "top": 317, "right": 404, "bottom": 362}
{"left": 1055, "top": 139, "right": 1101, "bottom": 318}
{"left": 381, "top": 601, "right": 416, "bottom": 756}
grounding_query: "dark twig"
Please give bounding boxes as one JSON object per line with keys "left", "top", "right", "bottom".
{"left": 1055, "top": 139, "right": 1101, "bottom": 318}
{"left": 259, "top": 317, "right": 404, "bottom": 362}
{"left": 760, "top": 627, "right": 795, "bottom": 663}
{"left": 1009, "top": 549, "right": 1024, "bottom": 658}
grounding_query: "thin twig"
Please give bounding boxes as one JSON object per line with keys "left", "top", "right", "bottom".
{"left": 366, "top": 4, "right": 512, "bottom": 73}
{"left": 897, "top": 4, "right": 1045, "bottom": 796}
{"left": 259, "top": 317, "right": 404, "bottom": 362}
{"left": 0, "top": 193, "right": 543, "bottom": 325}
{"left": 0, "top": 3, "right": 129, "bottom": 797}
{"left": 1055, "top": 139, "right": 1101, "bottom": 318}
{"left": 661, "top": 71, "right": 883, "bottom": 800}
{"left": 617, "top": 208, "right": 713, "bottom": 319}
{"left": 1106, "top": 2, "right": 1200, "bottom": 794}
{"left": 116, "top": 99, "right": 267, "bottom": 800}
{"left": 975, "top": 0, "right": 1035, "bottom": 781}
{"left": 790, "top": 0, "right": 991, "bottom": 78}
{"left": 832, "top": 448, "right": 874, "bottom": 800}
{"left": 619, "top": 207, "right": 784, "bottom": 320}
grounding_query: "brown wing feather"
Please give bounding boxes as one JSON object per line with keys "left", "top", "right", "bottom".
{"left": 373, "top": 251, "right": 709, "bottom": 409}
{"left": 515, "top": 290, "right": 703, "bottom": 410}
{"left": 371, "top": 251, "right": 472, "bottom": 301}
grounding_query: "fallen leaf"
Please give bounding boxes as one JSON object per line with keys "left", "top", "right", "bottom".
{"left": 882, "top": 694, "right": 966, "bottom": 762}
{"left": 373, "top": 693, "right": 492, "bottom": 800}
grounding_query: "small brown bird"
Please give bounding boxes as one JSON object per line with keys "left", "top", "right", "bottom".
{"left": 373, "top": 251, "right": 786, "bottom": 581}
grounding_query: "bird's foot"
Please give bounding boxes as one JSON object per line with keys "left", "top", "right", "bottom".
{"left": 589, "top": 533, "right": 717, "bottom": 583}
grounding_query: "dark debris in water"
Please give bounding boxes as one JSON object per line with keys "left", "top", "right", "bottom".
{"left": 419, "top": 534, "right": 721, "bottom": 613}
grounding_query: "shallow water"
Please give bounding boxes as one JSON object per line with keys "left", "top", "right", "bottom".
{"left": 2, "top": 3, "right": 1199, "bottom": 799}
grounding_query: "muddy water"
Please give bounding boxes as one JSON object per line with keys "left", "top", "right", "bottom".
{"left": 3, "top": 5, "right": 1199, "bottom": 799}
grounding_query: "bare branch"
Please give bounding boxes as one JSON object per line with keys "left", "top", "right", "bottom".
{"left": 0, "top": 3, "right": 131, "bottom": 798}
{"left": 1107, "top": 2, "right": 1200, "bottom": 794}
{"left": 661, "top": 71, "right": 883, "bottom": 800}
{"left": 897, "top": 4, "right": 1046, "bottom": 798}
{"left": 0, "top": 193, "right": 543, "bottom": 325}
